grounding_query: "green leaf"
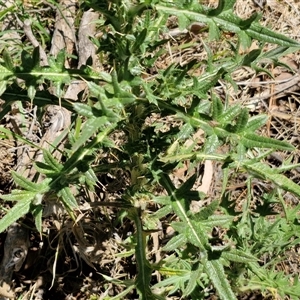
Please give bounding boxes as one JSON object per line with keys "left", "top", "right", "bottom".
{"left": 242, "top": 49, "right": 261, "bottom": 66}
{"left": 154, "top": 265, "right": 190, "bottom": 277}
{"left": 259, "top": 46, "right": 296, "bottom": 61}
{"left": 171, "top": 221, "right": 188, "bottom": 234}
{"left": 71, "top": 116, "right": 109, "bottom": 152}
{"left": 243, "top": 162, "right": 300, "bottom": 198}
{"left": 220, "top": 0, "right": 236, "bottom": 11}
{"left": 193, "top": 200, "right": 219, "bottom": 221}
{"left": 177, "top": 11, "right": 189, "bottom": 30}
{"left": 160, "top": 151, "right": 225, "bottom": 164}
{"left": 221, "top": 248, "right": 258, "bottom": 263}
{"left": 183, "top": 268, "right": 201, "bottom": 296}
{"left": 31, "top": 204, "right": 43, "bottom": 235}
{"left": 142, "top": 81, "right": 159, "bottom": 105}
{"left": 87, "top": 81, "right": 106, "bottom": 99}
{"left": 159, "top": 174, "right": 208, "bottom": 249}
{"left": 188, "top": 221, "right": 210, "bottom": 249}
{"left": 12, "top": 171, "right": 44, "bottom": 192}
{"left": 0, "top": 199, "right": 31, "bottom": 233}
{"left": 197, "top": 68, "right": 226, "bottom": 93}
{"left": 155, "top": 4, "right": 300, "bottom": 47}
{"left": 21, "top": 50, "right": 34, "bottom": 70}
{"left": 0, "top": 4, "right": 15, "bottom": 21}
{"left": 84, "top": 168, "right": 98, "bottom": 190}
{"left": 0, "top": 64, "right": 13, "bottom": 81}
{"left": 56, "top": 50, "right": 66, "bottom": 68}
{"left": 152, "top": 204, "right": 172, "bottom": 219}
{"left": 43, "top": 150, "right": 63, "bottom": 172}
{"left": 219, "top": 105, "right": 240, "bottom": 125}
{"left": 27, "top": 84, "right": 36, "bottom": 102}
{"left": 230, "top": 107, "right": 249, "bottom": 133}
{"left": 241, "top": 133, "right": 294, "bottom": 151}
{"left": 208, "top": 21, "right": 220, "bottom": 40}
{"left": 245, "top": 114, "right": 268, "bottom": 132}
{"left": 0, "top": 81, "right": 7, "bottom": 97}
{"left": 34, "top": 162, "right": 59, "bottom": 176}
{"left": 0, "top": 83, "right": 72, "bottom": 110}
{"left": 131, "top": 28, "right": 147, "bottom": 53}
{"left": 203, "top": 134, "right": 220, "bottom": 154}
{"left": 32, "top": 47, "right": 40, "bottom": 69}
{"left": 128, "top": 207, "right": 154, "bottom": 300}
{"left": 201, "top": 215, "right": 234, "bottom": 228}
{"left": 247, "top": 23, "right": 300, "bottom": 47}
{"left": 207, "top": 0, "right": 227, "bottom": 16}
{"left": 3, "top": 49, "right": 14, "bottom": 71}
{"left": 238, "top": 30, "right": 252, "bottom": 50}
{"left": 53, "top": 81, "right": 64, "bottom": 98}
{"left": 163, "top": 233, "right": 187, "bottom": 251}
{"left": 59, "top": 186, "right": 78, "bottom": 218}
{"left": 211, "top": 96, "right": 224, "bottom": 120}
{"left": 1, "top": 190, "right": 37, "bottom": 202}
{"left": 176, "top": 174, "right": 197, "bottom": 196}
{"left": 203, "top": 258, "right": 237, "bottom": 300}
{"left": 73, "top": 102, "right": 98, "bottom": 118}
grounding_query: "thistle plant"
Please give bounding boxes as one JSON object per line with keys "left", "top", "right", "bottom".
{"left": 0, "top": 0, "right": 300, "bottom": 299}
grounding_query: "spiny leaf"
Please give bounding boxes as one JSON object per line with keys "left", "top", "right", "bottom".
{"left": 183, "top": 268, "right": 202, "bottom": 296}
{"left": 43, "top": 150, "right": 63, "bottom": 172}
{"left": 1, "top": 190, "right": 37, "bottom": 202}
{"left": 203, "top": 258, "right": 237, "bottom": 300}
{"left": 219, "top": 105, "right": 241, "bottom": 124}
{"left": 160, "top": 151, "right": 225, "bottom": 164}
{"left": 176, "top": 173, "right": 197, "bottom": 196}
{"left": 241, "top": 133, "right": 294, "bottom": 151}
{"left": 203, "top": 134, "right": 220, "bottom": 154}
{"left": 207, "top": 0, "right": 228, "bottom": 16}
{"left": 201, "top": 215, "right": 234, "bottom": 228}
{"left": 2, "top": 49, "right": 14, "bottom": 71}
{"left": 73, "top": 102, "right": 97, "bottom": 118}
{"left": 219, "top": 0, "right": 236, "bottom": 11}
{"left": 242, "top": 49, "right": 261, "bottom": 66}
{"left": 211, "top": 96, "right": 224, "bottom": 120}
{"left": 128, "top": 207, "right": 154, "bottom": 300}
{"left": 0, "top": 64, "right": 13, "bottom": 81}
{"left": 221, "top": 248, "right": 258, "bottom": 264}
{"left": 230, "top": 107, "right": 249, "bottom": 133}
{"left": 163, "top": 233, "right": 187, "bottom": 251}
{"left": 243, "top": 162, "right": 300, "bottom": 198}
{"left": 0, "top": 81, "right": 7, "bottom": 97}
{"left": 32, "top": 46, "right": 41, "bottom": 69}
{"left": 0, "top": 199, "right": 31, "bottom": 233}
{"left": 12, "top": 171, "right": 45, "bottom": 192}
{"left": 71, "top": 116, "right": 109, "bottom": 152}
{"left": 156, "top": 4, "right": 300, "bottom": 47}
{"left": 31, "top": 204, "right": 43, "bottom": 235}
{"left": 152, "top": 204, "right": 172, "bottom": 219}
{"left": 245, "top": 114, "right": 268, "bottom": 132}
{"left": 193, "top": 200, "right": 219, "bottom": 221}
{"left": 153, "top": 266, "right": 190, "bottom": 277}
{"left": 247, "top": 23, "right": 300, "bottom": 47}
{"left": 34, "top": 162, "right": 60, "bottom": 176}
{"left": 188, "top": 221, "right": 210, "bottom": 249}
{"left": 59, "top": 187, "right": 78, "bottom": 219}
{"left": 159, "top": 174, "right": 207, "bottom": 250}
{"left": 131, "top": 28, "right": 147, "bottom": 53}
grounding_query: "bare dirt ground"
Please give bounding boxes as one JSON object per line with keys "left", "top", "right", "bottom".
{"left": 0, "top": 0, "right": 300, "bottom": 299}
